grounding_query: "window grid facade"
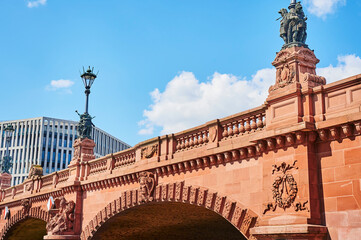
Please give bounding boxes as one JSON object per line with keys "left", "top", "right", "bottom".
{"left": 0, "top": 117, "right": 130, "bottom": 186}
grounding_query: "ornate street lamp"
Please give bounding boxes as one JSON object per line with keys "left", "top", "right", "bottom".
{"left": 76, "top": 67, "right": 97, "bottom": 140}
{"left": 81, "top": 66, "right": 97, "bottom": 114}
{"left": 2, "top": 124, "right": 14, "bottom": 174}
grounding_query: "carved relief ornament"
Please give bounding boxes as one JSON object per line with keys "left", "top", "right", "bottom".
{"left": 264, "top": 160, "right": 308, "bottom": 214}
{"left": 138, "top": 171, "right": 156, "bottom": 203}
{"left": 141, "top": 144, "right": 158, "bottom": 159}
{"left": 21, "top": 199, "right": 31, "bottom": 216}
{"left": 46, "top": 196, "right": 75, "bottom": 235}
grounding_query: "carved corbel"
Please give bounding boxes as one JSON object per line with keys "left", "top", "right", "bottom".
{"left": 354, "top": 122, "right": 361, "bottom": 134}
{"left": 231, "top": 150, "right": 239, "bottom": 161}
{"left": 258, "top": 140, "right": 267, "bottom": 152}
{"left": 276, "top": 136, "right": 285, "bottom": 147}
{"left": 202, "top": 157, "right": 210, "bottom": 166}
{"left": 209, "top": 155, "right": 217, "bottom": 165}
{"left": 285, "top": 133, "right": 295, "bottom": 145}
{"left": 239, "top": 148, "right": 247, "bottom": 159}
{"left": 342, "top": 124, "right": 353, "bottom": 137}
{"left": 247, "top": 146, "right": 255, "bottom": 157}
{"left": 216, "top": 154, "right": 224, "bottom": 164}
{"left": 318, "top": 129, "right": 328, "bottom": 141}
{"left": 295, "top": 132, "right": 305, "bottom": 144}
{"left": 267, "top": 138, "right": 276, "bottom": 150}
{"left": 224, "top": 152, "right": 232, "bottom": 162}
{"left": 329, "top": 127, "right": 339, "bottom": 140}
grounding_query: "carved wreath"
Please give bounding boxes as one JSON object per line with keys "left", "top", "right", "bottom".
{"left": 264, "top": 160, "right": 308, "bottom": 214}
{"left": 141, "top": 144, "right": 158, "bottom": 159}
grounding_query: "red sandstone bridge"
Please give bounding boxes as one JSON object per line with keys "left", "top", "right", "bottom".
{"left": 1, "top": 47, "right": 361, "bottom": 240}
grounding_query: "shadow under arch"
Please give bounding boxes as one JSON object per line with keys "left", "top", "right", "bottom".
{"left": 81, "top": 182, "right": 259, "bottom": 240}
{"left": 0, "top": 206, "right": 49, "bottom": 240}
{"left": 3, "top": 218, "right": 46, "bottom": 240}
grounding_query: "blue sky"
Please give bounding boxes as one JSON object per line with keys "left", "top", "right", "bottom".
{"left": 1, "top": 0, "right": 360, "bottom": 146}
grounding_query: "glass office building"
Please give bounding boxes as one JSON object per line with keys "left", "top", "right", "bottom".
{"left": 0, "top": 117, "right": 131, "bottom": 186}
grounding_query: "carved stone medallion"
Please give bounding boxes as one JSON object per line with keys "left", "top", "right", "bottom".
{"left": 209, "top": 126, "right": 217, "bottom": 142}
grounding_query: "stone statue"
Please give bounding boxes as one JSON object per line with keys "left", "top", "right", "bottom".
{"left": 27, "top": 165, "right": 43, "bottom": 179}
{"left": 76, "top": 111, "right": 95, "bottom": 139}
{"left": 46, "top": 196, "right": 75, "bottom": 235}
{"left": 278, "top": 1, "right": 308, "bottom": 49}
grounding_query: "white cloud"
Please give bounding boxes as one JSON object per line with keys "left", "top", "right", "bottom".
{"left": 27, "top": 0, "right": 47, "bottom": 8}
{"left": 139, "top": 54, "right": 361, "bottom": 136}
{"left": 46, "top": 79, "right": 74, "bottom": 93}
{"left": 139, "top": 69, "right": 275, "bottom": 135}
{"left": 318, "top": 54, "right": 361, "bottom": 83}
{"left": 305, "top": 0, "right": 346, "bottom": 18}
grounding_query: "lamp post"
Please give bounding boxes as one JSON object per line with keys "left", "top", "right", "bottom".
{"left": 2, "top": 124, "right": 14, "bottom": 174}
{"left": 70, "top": 67, "right": 97, "bottom": 167}
{"left": 76, "top": 67, "right": 97, "bottom": 140}
{"left": 81, "top": 66, "right": 97, "bottom": 114}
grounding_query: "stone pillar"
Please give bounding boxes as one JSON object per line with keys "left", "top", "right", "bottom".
{"left": 266, "top": 46, "right": 326, "bottom": 130}
{"left": 68, "top": 138, "right": 95, "bottom": 167}
{"left": 0, "top": 173, "right": 11, "bottom": 189}
{"left": 253, "top": 47, "right": 328, "bottom": 239}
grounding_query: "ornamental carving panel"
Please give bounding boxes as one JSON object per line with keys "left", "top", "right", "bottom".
{"left": 46, "top": 196, "right": 75, "bottom": 235}
{"left": 138, "top": 171, "right": 156, "bottom": 203}
{"left": 141, "top": 144, "right": 158, "bottom": 159}
{"left": 21, "top": 199, "right": 31, "bottom": 216}
{"left": 263, "top": 160, "right": 309, "bottom": 214}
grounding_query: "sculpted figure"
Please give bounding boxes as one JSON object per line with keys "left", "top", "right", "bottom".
{"left": 277, "top": 1, "right": 307, "bottom": 48}
{"left": 76, "top": 111, "right": 95, "bottom": 139}
{"left": 46, "top": 197, "right": 75, "bottom": 235}
{"left": 139, "top": 171, "right": 156, "bottom": 202}
{"left": 21, "top": 199, "right": 31, "bottom": 216}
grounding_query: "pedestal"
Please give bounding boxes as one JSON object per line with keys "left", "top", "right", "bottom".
{"left": 250, "top": 224, "right": 327, "bottom": 240}
{"left": 68, "top": 138, "right": 95, "bottom": 167}
{"left": 0, "top": 173, "right": 11, "bottom": 189}
{"left": 266, "top": 46, "right": 326, "bottom": 130}
{"left": 43, "top": 235, "right": 80, "bottom": 240}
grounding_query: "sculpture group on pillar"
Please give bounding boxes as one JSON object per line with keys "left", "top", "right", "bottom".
{"left": 46, "top": 196, "right": 75, "bottom": 235}
{"left": 76, "top": 111, "right": 95, "bottom": 139}
{"left": 278, "top": 1, "right": 307, "bottom": 49}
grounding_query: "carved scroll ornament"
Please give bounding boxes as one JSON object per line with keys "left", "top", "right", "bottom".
{"left": 46, "top": 196, "right": 75, "bottom": 235}
{"left": 139, "top": 171, "right": 156, "bottom": 203}
{"left": 141, "top": 144, "right": 158, "bottom": 159}
{"left": 264, "top": 160, "right": 308, "bottom": 214}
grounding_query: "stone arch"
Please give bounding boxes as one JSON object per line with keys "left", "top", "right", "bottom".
{"left": 81, "top": 182, "right": 259, "bottom": 240}
{"left": 0, "top": 206, "right": 49, "bottom": 240}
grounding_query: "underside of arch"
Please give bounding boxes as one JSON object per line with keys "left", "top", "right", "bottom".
{"left": 81, "top": 182, "right": 259, "bottom": 240}
{"left": 0, "top": 206, "right": 49, "bottom": 240}
{"left": 3, "top": 218, "right": 46, "bottom": 240}
{"left": 92, "top": 202, "right": 247, "bottom": 240}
